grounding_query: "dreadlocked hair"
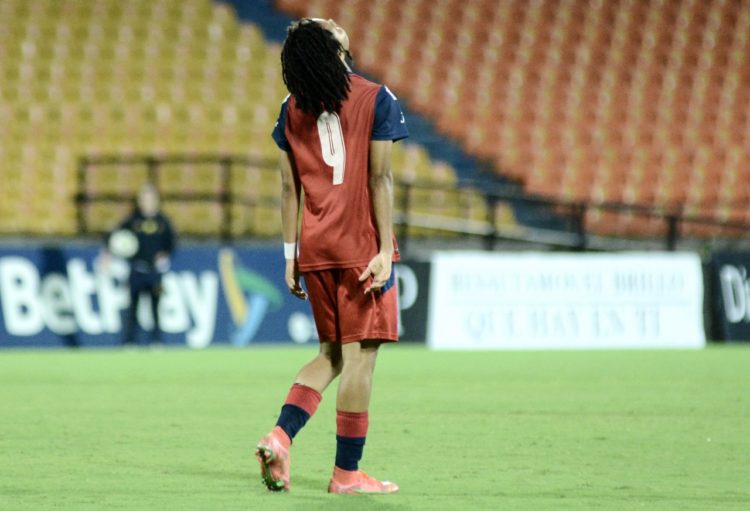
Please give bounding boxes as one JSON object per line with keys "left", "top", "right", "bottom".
{"left": 281, "top": 19, "right": 351, "bottom": 118}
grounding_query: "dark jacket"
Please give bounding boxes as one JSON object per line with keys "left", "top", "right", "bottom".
{"left": 110, "top": 210, "right": 176, "bottom": 273}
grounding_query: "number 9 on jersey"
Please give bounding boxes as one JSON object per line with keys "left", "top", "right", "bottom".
{"left": 316, "top": 112, "right": 347, "bottom": 185}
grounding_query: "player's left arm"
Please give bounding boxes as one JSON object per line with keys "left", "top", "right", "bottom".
{"left": 272, "top": 97, "right": 307, "bottom": 299}
{"left": 359, "top": 139, "right": 395, "bottom": 294}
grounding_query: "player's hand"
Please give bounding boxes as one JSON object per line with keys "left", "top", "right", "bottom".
{"left": 285, "top": 259, "right": 308, "bottom": 300}
{"left": 359, "top": 251, "right": 392, "bottom": 294}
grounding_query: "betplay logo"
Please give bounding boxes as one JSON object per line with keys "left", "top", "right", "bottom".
{"left": 0, "top": 255, "right": 219, "bottom": 348}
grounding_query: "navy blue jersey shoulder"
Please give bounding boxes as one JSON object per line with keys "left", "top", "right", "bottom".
{"left": 271, "top": 86, "right": 408, "bottom": 149}
{"left": 271, "top": 97, "right": 291, "bottom": 151}
{"left": 371, "top": 86, "right": 409, "bottom": 142}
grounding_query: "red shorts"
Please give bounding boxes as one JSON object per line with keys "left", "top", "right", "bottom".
{"left": 302, "top": 267, "right": 399, "bottom": 344}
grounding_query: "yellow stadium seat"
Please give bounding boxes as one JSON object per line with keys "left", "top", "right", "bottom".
{"left": 0, "top": 0, "right": 470, "bottom": 238}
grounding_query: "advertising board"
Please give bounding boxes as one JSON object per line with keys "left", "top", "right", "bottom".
{"left": 427, "top": 252, "right": 706, "bottom": 350}
{"left": 0, "top": 244, "right": 427, "bottom": 348}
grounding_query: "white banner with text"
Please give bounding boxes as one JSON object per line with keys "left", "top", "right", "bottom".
{"left": 427, "top": 252, "right": 705, "bottom": 350}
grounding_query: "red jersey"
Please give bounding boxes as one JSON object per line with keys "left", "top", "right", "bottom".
{"left": 272, "top": 74, "right": 408, "bottom": 271}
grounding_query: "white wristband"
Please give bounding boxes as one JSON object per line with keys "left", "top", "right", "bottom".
{"left": 284, "top": 242, "right": 296, "bottom": 260}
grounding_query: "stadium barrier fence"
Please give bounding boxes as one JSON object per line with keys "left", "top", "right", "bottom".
{"left": 74, "top": 155, "right": 750, "bottom": 250}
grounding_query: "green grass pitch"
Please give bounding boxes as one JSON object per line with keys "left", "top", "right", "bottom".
{"left": 1, "top": 345, "right": 749, "bottom": 511}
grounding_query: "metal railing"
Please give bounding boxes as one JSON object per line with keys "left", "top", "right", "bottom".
{"left": 75, "top": 154, "right": 279, "bottom": 241}
{"left": 75, "top": 154, "right": 750, "bottom": 250}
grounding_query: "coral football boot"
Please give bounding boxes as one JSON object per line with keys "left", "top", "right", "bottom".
{"left": 328, "top": 467, "right": 399, "bottom": 494}
{"left": 255, "top": 427, "right": 291, "bottom": 492}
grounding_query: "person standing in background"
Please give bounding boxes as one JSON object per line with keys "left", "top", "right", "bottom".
{"left": 105, "top": 183, "right": 176, "bottom": 347}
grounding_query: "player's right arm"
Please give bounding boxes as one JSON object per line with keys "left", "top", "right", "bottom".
{"left": 359, "top": 139, "right": 395, "bottom": 294}
{"left": 359, "top": 84, "right": 409, "bottom": 293}
{"left": 279, "top": 149, "right": 307, "bottom": 300}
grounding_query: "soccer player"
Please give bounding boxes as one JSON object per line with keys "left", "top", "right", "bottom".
{"left": 255, "top": 18, "right": 408, "bottom": 494}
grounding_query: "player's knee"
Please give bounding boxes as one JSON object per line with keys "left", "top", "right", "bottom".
{"left": 319, "top": 346, "right": 343, "bottom": 375}
{"left": 330, "top": 357, "right": 343, "bottom": 376}
{"left": 341, "top": 353, "right": 376, "bottom": 376}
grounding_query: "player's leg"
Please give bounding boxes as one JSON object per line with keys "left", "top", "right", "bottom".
{"left": 293, "top": 340, "right": 343, "bottom": 392}
{"left": 269, "top": 341, "right": 342, "bottom": 446}
{"left": 328, "top": 339, "right": 397, "bottom": 494}
{"left": 255, "top": 270, "right": 341, "bottom": 492}
{"left": 256, "top": 343, "right": 337, "bottom": 492}
{"left": 328, "top": 268, "right": 399, "bottom": 494}
{"left": 336, "top": 339, "right": 379, "bottom": 411}
{"left": 333, "top": 339, "right": 380, "bottom": 471}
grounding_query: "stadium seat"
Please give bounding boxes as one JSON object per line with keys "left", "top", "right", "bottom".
{"left": 274, "top": 0, "right": 750, "bottom": 238}
{"left": 0, "top": 0, "right": 473, "bottom": 237}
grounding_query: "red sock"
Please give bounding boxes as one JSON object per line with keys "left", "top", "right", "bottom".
{"left": 275, "top": 384, "right": 322, "bottom": 443}
{"left": 285, "top": 384, "right": 322, "bottom": 415}
{"left": 335, "top": 410, "right": 368, "bottom": 471}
